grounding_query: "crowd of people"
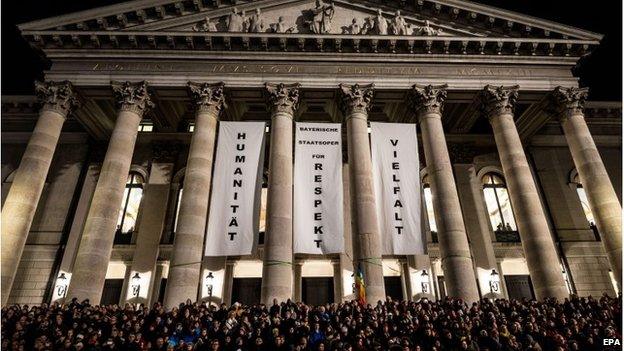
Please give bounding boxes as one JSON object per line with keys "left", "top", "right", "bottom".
{"left": 1, "top": 294, "right": 621, "bottom": 351}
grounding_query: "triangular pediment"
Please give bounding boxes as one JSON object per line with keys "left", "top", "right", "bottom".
{"left": 159, "top": 0, "right": 470, "bottom": 36}
{"left": 19, "top": 0, "right": 601, "bottom": 40}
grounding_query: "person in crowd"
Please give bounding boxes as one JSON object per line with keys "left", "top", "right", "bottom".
{"left": 1, "top": 294, "right": 620, "bottom": 350}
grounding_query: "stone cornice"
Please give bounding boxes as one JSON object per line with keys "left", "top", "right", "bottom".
{"left": 264, "top": 82, "right": 300, "bottom": 116}
{"left": 338, "top": 83, "right": 375, "bottom": 117}
{"left": 111, "top": 80, "right": 154, "bottom": 115}
{"left": 21, "top": 30, "right": 597, "bottom": 58}
{"left": 479, "top": 85, "right": 519, "bottom": 120}
{"left": 34, "top": 80, "right": 80, "bottom": 116}
{"left": 409, "top": 84, "right": 448, "bottom": 119}
{"left": 187, "top": 81, "right": 225, "bottom": 115}
{"left": 549, "top": 86, "right": 589, "bottom": 121}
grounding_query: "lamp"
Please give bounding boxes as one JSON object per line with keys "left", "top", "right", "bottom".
{"left": 489, "top": 269, "right": 500, "bottom": 294}
{"left": 56, "top": 273, "right": 68, "bottom": 299}
{"left": 420, "top": 270, "right": 430, "bottom": 294}
{"left": 131, "top": 273, "right": 141, "bottom": 297}
{"left": 205, "top": 272, "right": 214, "bottom": 298}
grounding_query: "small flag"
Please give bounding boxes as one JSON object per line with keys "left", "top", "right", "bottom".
{"left": 355, "top": 264, "right": 366, "bottom": 306}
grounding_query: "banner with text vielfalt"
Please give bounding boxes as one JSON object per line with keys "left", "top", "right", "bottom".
{"left": 205, "top": 121, "right": 266, "bottom": 256}
{"left": 370, "top": 122, "right": 424, "bottom": 255}
{"left": 294, "top": 122, "right": 344, "bottom": 254}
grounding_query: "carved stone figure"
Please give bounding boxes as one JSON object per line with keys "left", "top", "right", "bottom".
{"left": 390, "top": 10, "right": 408, "bottom": 35}
{"left": 373, "top": 9, "right": 388, "bottom": 35}
{"left": 226, "top": 8, "right": 245, "bottom": 32}
{"left": 416, "top": 20, "right": 440, "bottom": 36}
{"left": 192, "top": 17, "right": 217, "bottom": 32}
{"left": 347, "top": 18, "right": 360, "bottom": 34}
{"left": 241, "top": 10, "right": 249, "bottom": 32}
{"left": 361, "top": 17, "right": 374, "bottom": 35}
{"left": 248, "top": 8, "right": 264, "bottom": 33}
{"left": 308, "top": 0, "right": 335, "bottom": 34}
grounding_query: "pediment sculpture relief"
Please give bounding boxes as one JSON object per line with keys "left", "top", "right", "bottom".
{"left": 191, "top": 3, "right": 443, "bottom": 36}
{"left": 305, "top": 0, "right": 336, "bottom": 34}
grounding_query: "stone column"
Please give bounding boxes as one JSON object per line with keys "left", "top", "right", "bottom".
{"left": 479, "top": 85, "right": 568, "bottom": 300}
{"left": 400, "top": 260, "right": 410, "bottom": 300}
{"left": 149, "top": 264, "right": 166, "bottom": 304}
{"left": 223, "top": 261, "right": 234, "bottom": 305}
{"left": 67, "top": 81, "right": 153, "bottom": 304}
{"left": 260, "top": 83, "right": 300, "bottom": 304}
{"left": 331, "top": 259, "right": 342, "bottom": 303}
{"left": 164, "top": 82, "right": 225, "bottom": 307}
{"left": 409, "top": 84, "right": 480, "bottom": 302}
{"left": 124, "top": 158, "right": 174, "bottom": 305}
{"left": 294, "top": 262, "right": 303, "bottom": 302}
{"left": 338, "top": 83, "right": 385, "bottom": 304}
{"left": 454, "top": 164, "right": 501, "bottom": 299}
{"left": 550, "top": 87, "right": 622, "bottom": 289}
{"left": 1, "top": 81, "right": 78, "bottom": 305}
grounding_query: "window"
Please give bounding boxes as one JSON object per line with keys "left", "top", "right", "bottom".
{"left": 258, "top": 187, "right": 267, "bottom": 245}
{"left": 571, "top": 172, "right": 599, "bottom": 240}
{"left": 173, "top": 187, "right": 183, "bottom": 233}
{"left": 571, "top": 172, "right": 596, "bottom": 227}
{"left": 115, "top": 173, "right": 144, "bottom": 243}
{"left": 188, "top": 122, "right": 195, "bottom": 132}
{"left": 482, "top": 173, "right": 519, "bottom": 242}
{"left": 138, "top": 122, "right": 153, "bottom": 132}
{"left": 422, "top": 175, "right": 438, "bottom": 242}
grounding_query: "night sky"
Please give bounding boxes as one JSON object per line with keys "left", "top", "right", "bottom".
{"left": 2, "top": 0, "right": 621, "bottom": 101}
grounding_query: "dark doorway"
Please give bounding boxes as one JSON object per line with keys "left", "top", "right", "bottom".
{"left": 100, "top": 279, "right": 124, "bottom": 305}
{"left": 437, "top": 276, "right": 447, "bottom": 299}
{"left": 157, "top": 278, "right": 167, "bottom": 303}
{"left": 302, "top": 277, "right": 334, "bottom": 305}
{"left": 231, "top": 278, "right": 262, "bottom": 305}
{"left": 383, "top": 276, "right": 403, "bottom": 301}
{"left": 505, "top": 275, "right": 535, "bottom": 300}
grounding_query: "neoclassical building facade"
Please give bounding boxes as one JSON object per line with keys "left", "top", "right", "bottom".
{"left": 1, "top": 0, "right": 621, "bottom": 306}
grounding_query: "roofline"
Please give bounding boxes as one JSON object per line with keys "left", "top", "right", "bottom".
{"left": 18, "top": 0, "right": 603, "bottom": 41}
{"left": 18, "top": 0, "right": 174, "bottom": 30}
{"left": 433, "top": 0, "right": 603, "bottom": 41}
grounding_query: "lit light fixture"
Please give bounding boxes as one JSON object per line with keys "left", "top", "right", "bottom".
{"left": 56, "top": 273, "right": 68, "bottom": 299}
{"left": 420, "top": 270, "right": 430, "bottom": 294}
{"left": 131, "top": 273, "right": 141, "bottom": 297}
{"left": 489, "top": 269, "right": 500, "bottom": 294}
{"left": 205, "top": 272, "right": 214, "bottom": 298}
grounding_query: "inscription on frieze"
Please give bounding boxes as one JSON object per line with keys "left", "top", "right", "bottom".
{"left": 91, "top": 62, "right": 534, "bottom": 77}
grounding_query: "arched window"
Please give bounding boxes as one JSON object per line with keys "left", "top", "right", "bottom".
{"left": 482, "top": 173, "right": 519, "bottom": 241}
{"left": 115, "top": 172, "right": 144, "bottom": 243}
{"left": 422, "top": 175, "right": 438, "bottom": 242}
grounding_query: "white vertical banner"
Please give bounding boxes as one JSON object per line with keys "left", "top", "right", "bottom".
{"left": 205, "top": 121, "right": 266, "bottom": 256}
{"left": 370, "top": 122, "right": 424, "bottom": 255}
{"left": 294, "top": 122, "right": 344, "bottom": 254}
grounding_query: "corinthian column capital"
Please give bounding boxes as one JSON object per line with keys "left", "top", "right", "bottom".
{"left": 479, "top": 85, "right": 519, "bottom": 120}
{"left": 35, "top": 80, "right": 80, "bottom": 116}
{"left": 409, "top": 84, "right": 448, "bottom": 120}
{"left": 549, "top": 86, "right": 588, "bottom": 121}
{"left": 265, "top": 82, "right": 301, "bottom": 116}
{"left": 111, "top": 81, "right": 154, "bottom": 115}
{"left": 338, "top": 83, "right": 375, "bottom": 117}
{"left": 188, "top": 82, "right": 225, "bottom": 115}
